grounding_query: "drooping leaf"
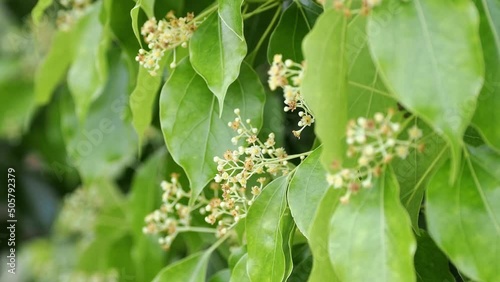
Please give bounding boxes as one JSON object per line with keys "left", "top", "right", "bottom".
{"left": 128, "top": 150, "right": 167, "bottom": 281}
{"left": 129, "top": 56, "right": 167, "bottom": 147}
{"left": 392, "top": 121, "right": 449, "bottom": 232}
{"left": 34, "top": 30, "right": 77, "bottom": 106}
{"left": 301, "top": 9, "right": 348, "bottom": 170}
{"left": 307, "top": 188, "right": 341, "bottom": 282}
{"left": 329, "top": 168, "right": 416, "bottom": 282}
{"left": 160, "top": 58, "right": 264, "bottom": 202}
{"left": 67, "top": 3, "right": 109, "bottom": 122}
{"left": 130, "top": 0, "right": 155, "bottom": 46}
{"left": 471, "top": 0, "right": 500, "bottom": 152}
{"left": 246, "top": 176, "right": 294, "bottom": 282}
{"left": 426, "top": 145, "right": 500, "bottom": 282}
{"left": 267, "top": 1, "right": 321, "bottom": 63}
{"left": 31, "top": 0, "right": 53, "bottom": 25}
{"left": 288, "top": 146, "right": 329, "bottom": 239}
{"left": 414, "top": 230, "right": 455, "bottom": 282}
{"left": 152, "top": 251, "right": 210, "bottom": 282}
{"left": 368, "top": 0, "right": 485, "bottom": 178}
{"left": 190, "top": 8, "right": 247, "bottom": 112}
{"left": 60, "top": 54, "right": 138, "bottom": 182}
{"left": 230, "top": 254, "right": 250, "bottom": 282}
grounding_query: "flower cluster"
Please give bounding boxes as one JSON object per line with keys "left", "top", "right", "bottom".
{"left": 57, "top": 187, "right": 103, "bottom": 236}
{"left": 326, "top": 109, "right": 424, "bottom": 204}
{"left": 135, "top": 12, "right": 198, "bottom": 75}
{"left": 268, "top": 54, "right": 314, "bottom": 139}
{"left": 56, "top": 0, "right": 92, "bottom": 31}
{"left": 206, "top": 109, "right": 302, "bottom": 234}
{"left": 143, "top": 174, "right": 209, "bottom": 250}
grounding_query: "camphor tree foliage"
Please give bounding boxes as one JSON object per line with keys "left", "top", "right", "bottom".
{"left": 11, "top": 0, "right": 499, "bottom": 281}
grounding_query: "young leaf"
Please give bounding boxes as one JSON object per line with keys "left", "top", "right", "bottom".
{"left": 160, "top": 58, "right": 264, "bottom": 202}
{"left": 189, "top": 7, "right": 247, "bottom": 112}
{"left": 368, "top": 0, "right": 485, "bottom": 178}
{"left": 267, "top": 1, "right": 321, "bottom": 63}
{"left": 152, "top": 251, "right": 210, "bottom": 282}
{"left": 307, "top": 188, "right": 341, "bottom": 282}
{"left": 130, "top": 0, "right": 155, "bottom": 46}
{"left": 414, "top": 230, "right": 455, "bottom": 282}
{"left": 471, "top": 0, "right": 500, "bottom": 152}
{"left": 230, "top": 254, "right": 250, "bottom": 282}
{"left": 288, "top": 146, "right": 329, "bottom": 239}
{"left": 246, "top": 176, "right": 294, "bottom": 282}
{"left": 329, "top": 168, "right": 416, "bottom": 282}
{"left": 426, "top": 145, "right": 500, "bottom": 282}
{"left": 67, "top": 3, "right": 109, "bottom": 122}
{"left": 34, "top": 30, "right": 77, "bottom": 106}
{"left": 301, "top": 9, "right": 348, "bottom": 171}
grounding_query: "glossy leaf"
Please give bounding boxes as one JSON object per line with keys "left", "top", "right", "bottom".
{"left": 301, "top": 9, "right": 348, "bottom": 170}
{"left": 218, "top": 0, "right": 244, "bottom": 39}
{"left": 288, "top": 146, "right": 329, "bottom": 239}
{"left": 34, "top": 30, "right": 77, "bottom": 106}
{"left": 60, "top": 55, "right": 138, "bottom": 182}
{"left": 67, "top": 3, "right": 109, "bottom": 121}
{"left": 307, "top": 188, "right": 341, "bottom": 282}
{"left": 329, "top": 168, "right": 416, "bottom": 282}
{"left": 190, "top": 9, "right": 247, "bottom": 111}
{"left": 472, "top": 0, "right": 500, "bottom": 151}
{"left": 230, "top": 254, "right": 250, "bottom": 282}
{"left": 414, "top": 230, "right": 455, "bottom": 282}
{"left": 160, "top": 58, "right": 264, "bottom": 202}
{"left": 368, "top": 0, "right": 485, "bottom": 177}
{"left": 152, "top": 251, "right": 210, "bottom": 282}
{"left": 392, "top": 121, "right": 449, "bottom": 232}
{"left": 267, "top": 1, "right": 321, "bottom": 63}
{"left": 426, "top": 145, "right": 500, "bottom": 281}
{"left": 246, "top": 176, "right": 294, "bottom": 282}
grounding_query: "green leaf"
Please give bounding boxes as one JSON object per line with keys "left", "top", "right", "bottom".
{"left": 130, "top": 57, "right": 167, "bottom": 147}
{"left": 246, "top": 176, "right": 294, "bottom": 282}
{"left": 288, "top": 146, "right": 329, "bottom": 239}
{"left": 368, "top": 0, "right": 485, "bottom": 178}
{"left": 67, "top": 3, "right": 109, "bottom": 122}
{"left": 31, "top": 0, "right": 53, "bottom": 25}
{"left": 329, "top": 168, "right": 416, "bottom": 282}
{"left": 307, "top": 188, "right": 341, "bottom": 282}
{"left": 414, "top": 230, "right": 455, "bottom": 282}
{"left": 190, "top": 9, "right": 247, "bottom": 112}
{"left": 426, "top": 145, "right": 500, "bottom": 282}
{"left": 128, "top": 150, "right": 167, "bottom": 281}
{"left": 152, "top": 251, "right": 210, "bottom": 282}
{"left": 218, "top": 0, "right": 244, "bottom": 39}
{"left": 392, "top": 121, "right": 449, "bottom": 232}
{"left": 34, "top": 30, "right": 77, "bottom": 106}
{"left": 0, "top": 79, "right": 35, "bottom": 139}
{"left": 471, "top": 0, "right": 500, "bottom": 152}
{"left": 60, "top": 54, "right": 138, "bottom": 182}
{"left": 209, "top": 269, "right": 231, "bottom": 282}
{"left": 267, "top": 1, "right": 321, "bottom": 63}
{"left": 230, "top": 254, "right": 250, "bottom": 282}
{"left": 130, "top": 0, "right": 155, "bottom": 46}
{"left": 301, "top": 9, "right": 348, "bottom": 171}
{"left": 345, "top": 15, "right": 396, "bottom": 119}
{"left": 160, "top": 58, "right": 264, "bottom": 202}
